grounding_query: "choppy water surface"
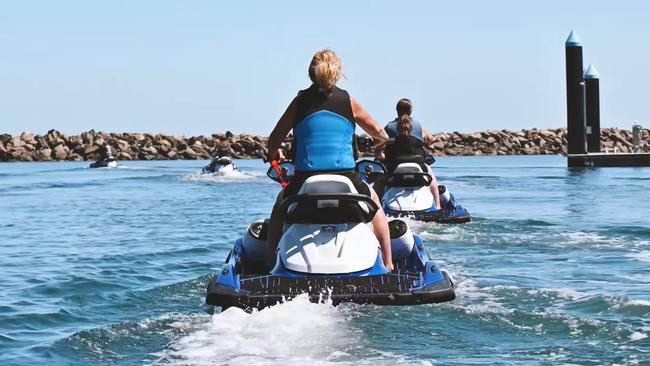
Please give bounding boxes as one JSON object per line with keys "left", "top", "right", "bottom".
{"left": 1, "top": 156, "right": 649, "bottom": 365}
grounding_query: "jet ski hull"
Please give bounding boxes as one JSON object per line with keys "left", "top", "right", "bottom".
{"left": 206, "top": 270, "right": 455, "bottom": 309}
{"left": 206, "top": 236, "right": 455, "bottom": 310}
{"left": 202, "top": 164, "right": 235, "bottom": 174}
{"left": 89, "top": 160, "right": 117, "bottom": 168}
{"left": 203, "top": 157, "right": 236, "bottom": 173}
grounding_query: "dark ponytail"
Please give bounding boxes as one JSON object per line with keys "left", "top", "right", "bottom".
{"left": 398, "top": 114, "right": 412, "bottom": 137}
{"left": 396, "top": 98, "right": 413, "bottom": 137}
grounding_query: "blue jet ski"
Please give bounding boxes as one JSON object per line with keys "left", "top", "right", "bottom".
{"left": 205, "top": 161, "right": 455, "bottom": 310}
{"left": 357, "top": 158, "right": 471, "bottom": 224}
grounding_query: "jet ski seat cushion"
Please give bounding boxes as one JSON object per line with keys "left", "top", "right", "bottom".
{"left": 282, "top": 175, "right": 378, "bottom": 225}
{"left": 393, "top": 162, "right": 425, "bottom": 174}
{"left": 386, "top": 163, "right": 433, "bottom": 188}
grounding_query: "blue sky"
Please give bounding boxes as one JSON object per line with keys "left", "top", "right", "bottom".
{"left": 1, "top": 0, "right": 649, "bottom": 136}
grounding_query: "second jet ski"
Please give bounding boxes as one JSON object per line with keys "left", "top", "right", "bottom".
{"left": 357, "top": 159, "right": 471, "bottom": 224}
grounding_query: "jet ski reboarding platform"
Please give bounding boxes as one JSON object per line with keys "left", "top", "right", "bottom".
{"left": 206, "top": 163, "right": 455, "bottom": 310}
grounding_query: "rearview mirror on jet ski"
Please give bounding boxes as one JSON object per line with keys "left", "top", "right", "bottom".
{"left": 355, "top": 159, "right": 386, "bottom": 175}
{"left": 266, "top": 161, "right": 295, "bottom": 183}
{"left": 424, "top": 155, "right": 436, "bottom": 166}
{"left": 355, "top": 159, "right": 386, "bottom": 184}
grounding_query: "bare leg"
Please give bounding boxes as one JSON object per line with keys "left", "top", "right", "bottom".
{"left": 369, "top": 188, "right": 394, "bottom": 271}
{"left": 373, "top": 175, "right": 386, "bottom": 200}
{"left": 427, "top": 165, "right": 441, "bottom": 210}
{"left": 266, "top": 191, "right": 284, "bottom": 270}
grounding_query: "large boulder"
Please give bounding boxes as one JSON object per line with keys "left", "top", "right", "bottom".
{"left": 11, "top": 136, "right": 26, "bottom": 148}
{"left": 115, "top": 139, "right": 130, "bottom": 152}
{"left": 66, "top": 135, "right": 83, "bottom": 149}
{"left": 84, "top": 145, "right": 101, "bottom": 156}
{"left": 0, "top": 142, "right": 8, "bottom": 161}
{"left": 156, "top": 143, "right": 171, "bottom": 154}
{"left": 81, "top": 130, "right": 95, "bottom": 144}
{"left": 143, "top": 145, "right": 158, "bottom": 156}
{"left": 10, "top": 147, "right": 29, "bottom": 161}
{"left": 20, "top": 131, "right": 37, "bottom": 145}
{"left": 132, "top": 133, "right": 146, "bottom": 142}
{"left": 45, "top": 129, "right": 65, "bottom": 147}
{"left": 93, "top": 137, "right": 106, "bottom": 147}
{"left": 68, "top": 153, "right": 84, "bottom": 161}
{"left": 181, "top": 147, "right": 199, "bottom": 159}
{"left": 52, "top": 144, "right": 69, "bottom": 160}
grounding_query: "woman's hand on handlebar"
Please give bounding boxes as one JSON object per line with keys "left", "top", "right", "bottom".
{"left": 374, "top": 148, "right": 385, "bottom": 161}
{"left": 267, "top": 148, "right": 286, "bottom": 163}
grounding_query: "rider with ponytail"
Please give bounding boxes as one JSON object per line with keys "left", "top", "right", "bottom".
{"left": 379, "top": 98, "right": 442, "bottom": 209}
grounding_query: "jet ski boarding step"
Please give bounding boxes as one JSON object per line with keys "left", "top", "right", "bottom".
{"left": 206, "top": 270, "right": 455, "bottom": 309}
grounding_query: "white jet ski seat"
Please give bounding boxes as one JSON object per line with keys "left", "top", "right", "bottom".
{"left": 283, "top": 175, "right": 377, "bottom": 224}
{"left": 393, "top": 162, "right": 426, "bottom": 174}
{"left": 386, "top": 163, "right": 433, "bottom": 188}
{"left": 298, "top": 174, "right": 359, "bottom": 194}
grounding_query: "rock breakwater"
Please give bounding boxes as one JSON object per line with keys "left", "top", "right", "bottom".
{"left": 0, "top": 128, "right": 648, "bottom": 162}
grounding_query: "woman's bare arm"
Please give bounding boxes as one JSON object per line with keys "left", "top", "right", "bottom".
{"left": 351, "top": 97, "right": 389, "bottom": 148}
{"left": 267, "top": 100, "right": 297, "bottom": 161}
{"left": 422, "top": 127, "right": 435, "bottom": 144}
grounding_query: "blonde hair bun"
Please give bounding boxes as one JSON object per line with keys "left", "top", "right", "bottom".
{"left": 308, "top": 49, "right": 343, "bottom": 92}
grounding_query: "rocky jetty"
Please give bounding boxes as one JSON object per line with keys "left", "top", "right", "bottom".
{"left": 0, "top": 128, "right": 648, "bottom": 162}
{"left": 418, "top": 127, "right": 650, "bottom": 156}
{"left": 0, "top": 130, "right": 268, "bottom": 162}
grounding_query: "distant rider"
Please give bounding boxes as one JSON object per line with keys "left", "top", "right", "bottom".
{"left": 376, "top": 98, "right": 441, "bottom": 209}
{"left": 266, "top": 49, "right": 394, "bottom": 270}
{"left": 97, "top": 144, "right": 114, "bottom": 162}
{"left": 207, "top": 142, "right": 232, "bottom": 171}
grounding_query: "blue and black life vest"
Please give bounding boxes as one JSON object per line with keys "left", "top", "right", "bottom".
{"left": 292, "top": 84, "right": 356, "bottom": 172}
{"left": 383, "top": 118, "right": 427, "bottom": 170}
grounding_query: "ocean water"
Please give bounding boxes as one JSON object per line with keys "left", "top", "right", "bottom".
{"left": 0, "top": 156, "right": 649, "bottom": 365}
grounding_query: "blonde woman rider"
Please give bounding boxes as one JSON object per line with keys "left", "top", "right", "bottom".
{"left": 266, "top": 49, "right": 394, "bottom": 271}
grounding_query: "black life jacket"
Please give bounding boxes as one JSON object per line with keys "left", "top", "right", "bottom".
{"left": 384, "top": 135, "right": 426, "bottom": 171}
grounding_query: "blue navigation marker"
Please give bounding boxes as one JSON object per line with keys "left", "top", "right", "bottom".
{"left": 584, "top": 64, "right": 599, "bottom": 80}
{"left": 565, "top": 30, "right": 587, "bottom": 162}
{"left": 585, "top": 65, "right": 601, "bottom": 152}
{"left": 565, "top": 30, "right": 583, "bottom": 47}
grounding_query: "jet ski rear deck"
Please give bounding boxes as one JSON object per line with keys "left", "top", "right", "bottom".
{"left": 207, "top": 269, "right": 455, "bottom": 309}
{"left": 206, "top": 233, "right": 455, "bottom": 310}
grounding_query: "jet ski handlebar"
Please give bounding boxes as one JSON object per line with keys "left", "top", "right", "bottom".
{"left": 266, "top": 160, "right": 294, "bottom": 187}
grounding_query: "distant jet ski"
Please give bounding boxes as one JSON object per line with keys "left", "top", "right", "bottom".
{"left": 202, "top": 156, "right": 236, "bottom": 173}
{"left": 89, "top": 158, "right": 117, "bottom": 168}
{"left": 90, "top": 145, "right": 118, "bottom": 168}
{"left": 205, "top": 161, "right": 455, "bottom": 310}
{"left": 203, "top": 144, "right": 235, "bottom": 173}
{"left": 357, "top": 159, "right": 471, "bottom": 224}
